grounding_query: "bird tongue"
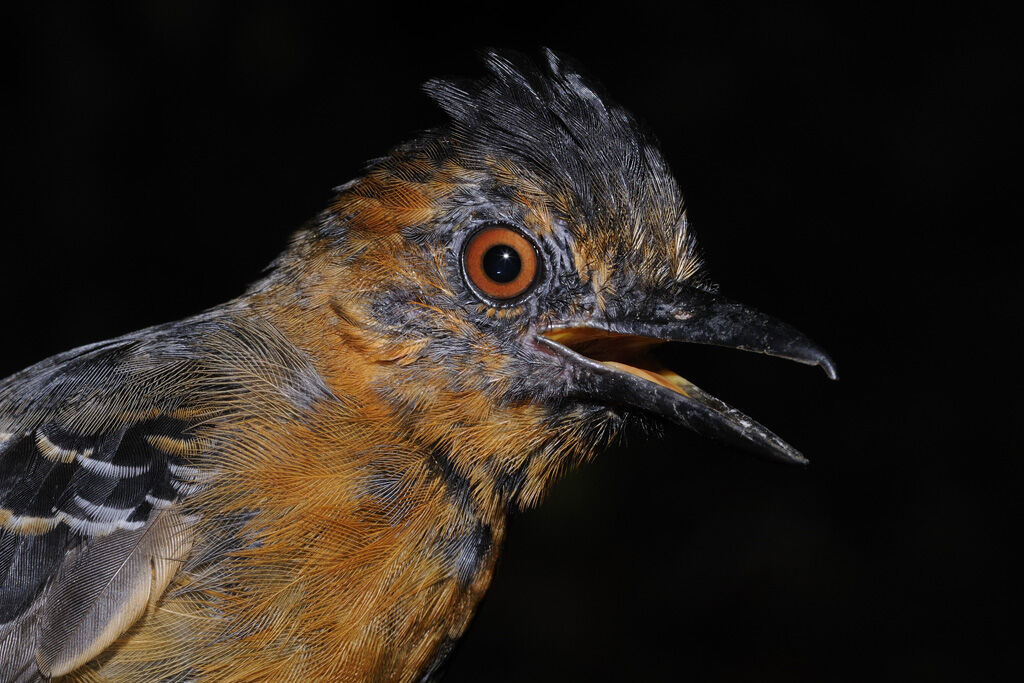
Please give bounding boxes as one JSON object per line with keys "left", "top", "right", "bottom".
{"left": 601, "top": 360, "right": 691, "bottom": 396}
{"left": 542, "top": 328, "right": 691, "bottom": 396}
{"left": 603, "top": 361, "right": 682, "bottom": 393}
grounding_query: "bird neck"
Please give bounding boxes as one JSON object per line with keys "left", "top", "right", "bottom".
{"left": 242, "top": 267, "right": 612, "bottom": 520}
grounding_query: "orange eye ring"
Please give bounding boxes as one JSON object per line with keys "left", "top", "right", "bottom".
{"left": 463, "top": 225, "right": 540, "bottom": 302}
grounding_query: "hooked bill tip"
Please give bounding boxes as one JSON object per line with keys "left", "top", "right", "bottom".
{"left": 818, "top": 353, "right": 839, "bottom": 381}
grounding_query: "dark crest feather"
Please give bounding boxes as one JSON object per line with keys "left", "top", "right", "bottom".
{"left": 421, "top": 48, "right": 702, "bottom": 287}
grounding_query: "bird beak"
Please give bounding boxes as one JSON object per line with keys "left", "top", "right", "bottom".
{"left": 537, "top": 286, "right": 837, "bottom": 464}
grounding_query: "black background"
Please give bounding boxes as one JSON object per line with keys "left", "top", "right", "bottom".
{"left": 5, "top": 3, "right": 1019, "bottom": 681}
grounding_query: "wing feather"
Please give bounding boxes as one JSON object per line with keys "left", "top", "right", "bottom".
{"left": 0, "top": 322, "right": 218, "bottom": 682}
{"left": 36, "top": 506, "right": 192, "bottom": 677}
{"left": 0, "top": 311, "right": 327, "bottom": 681}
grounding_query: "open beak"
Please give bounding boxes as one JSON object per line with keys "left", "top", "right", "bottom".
{"left": 537, "top": 286, "right": 837, "bottom": 464}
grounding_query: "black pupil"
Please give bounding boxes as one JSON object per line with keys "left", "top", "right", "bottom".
{"left": 482, "top": 244, "right": 521, "bottom": 283}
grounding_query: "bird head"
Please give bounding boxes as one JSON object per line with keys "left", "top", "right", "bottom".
{"left": 256, "top": 49, "right": 835, "bottom": 512}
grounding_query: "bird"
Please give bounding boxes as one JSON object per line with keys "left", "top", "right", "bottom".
{"left": 0, "top": 49, "right": 836, "bottom": 682}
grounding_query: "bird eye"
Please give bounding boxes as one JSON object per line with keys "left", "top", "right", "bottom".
{"left": 463, "top": 225, "right": 539, "bottom": 302}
